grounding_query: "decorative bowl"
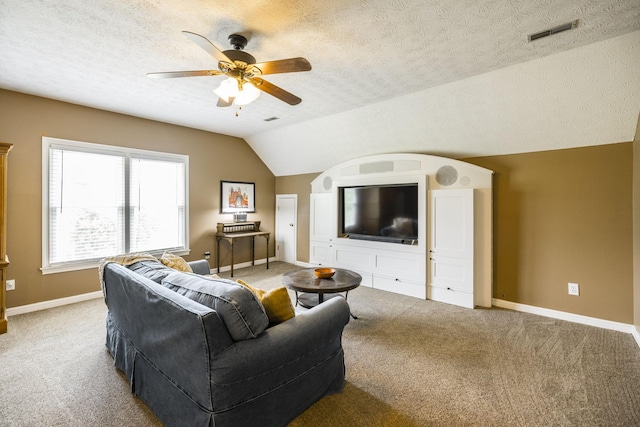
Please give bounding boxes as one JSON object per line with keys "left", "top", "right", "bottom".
{"left": 314, "top": 267, "right": 336, "bottom": 279}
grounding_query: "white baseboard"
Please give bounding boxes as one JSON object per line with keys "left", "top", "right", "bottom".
{"left": 493, "top": 298, "right": 639, "bottom": 343}
{"left": 6, "top": 290, "right": 103, "bottom": 317}
{"left": 213, "top": 256, "right": 276, "bottom": 274}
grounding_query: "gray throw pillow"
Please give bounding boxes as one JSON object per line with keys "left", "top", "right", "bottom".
{"left": 161, "top": 272, "right": 269, "bottom": 341}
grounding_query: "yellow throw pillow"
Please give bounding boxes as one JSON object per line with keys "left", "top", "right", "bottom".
{"left": 159, "top": 251, "right": 193, "bottom": 273}
{"left": 237, "top": 280, "right": 295, "bottom": 325}
{"left": 261, "top": 287, "right": 295, "bottom": 324}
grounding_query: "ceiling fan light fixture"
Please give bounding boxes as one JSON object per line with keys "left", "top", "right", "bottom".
{"left": 234, "top": 81, "right": 261, "bottom": 106}
{"left": 153, "top": 31, "right": 310, "bottom": 107}
{"left": 213, "top": 77, "right": 238, "bottom": 102}
{"left": 214, "top": 77, "right": 260, "bottom": 106}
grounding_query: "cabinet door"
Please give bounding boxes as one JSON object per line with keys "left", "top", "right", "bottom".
{"left": 309, "top": 241, "right": 335, "bottom": 266}
{"left": 429, "top": 189, "right": 474, "bottom": 304}
{"left": 310, "top": 193, "right": 333, "bottom": 241}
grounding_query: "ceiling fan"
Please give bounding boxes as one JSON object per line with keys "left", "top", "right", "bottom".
{"left": 147, "top": 31, "right": 312, "bottom": 107}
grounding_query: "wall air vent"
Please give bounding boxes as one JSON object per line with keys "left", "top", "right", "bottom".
{"left": 264, "top": 116, "right": 279, "bottom": 122}
{"left": 528, "top": 20, "right": 579, "bottom": 42}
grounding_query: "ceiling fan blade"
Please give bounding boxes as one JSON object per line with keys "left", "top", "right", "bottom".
{"left": 216, "top": 97, "right": 234, "bottom": 107}
{"left": 182, "top": 31, "right": 232, "bottom": 64}
{"left": 147, "top": 70, "right": 223, "bottom": 79}
{"left": 248, "top": 57, "right": 311, "bottom": 75}
{"left": 249, "top": 77, "right": 302, "bottom": 105}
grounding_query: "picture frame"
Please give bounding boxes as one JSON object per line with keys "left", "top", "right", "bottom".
{"left": 220, "top": 181, "right": 256, "bottom": 214}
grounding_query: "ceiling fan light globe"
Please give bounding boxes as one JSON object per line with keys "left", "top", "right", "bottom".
{"left": 214, "top": 77, "right": 239, "bottom": 102}
{"left": 234, "top": 82, "right": 261, "bottom": 106}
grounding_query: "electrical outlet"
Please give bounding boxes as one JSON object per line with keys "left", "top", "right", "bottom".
{"left": 568, "top": 282, "right": 579, "bottom": 296}
{"left": 6, "top": 279, "right": 15, "bottom": 291}
{"left": 204, "top": 251, "right": 211, "bottom": 260}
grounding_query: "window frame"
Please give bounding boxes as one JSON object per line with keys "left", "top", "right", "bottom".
{"left": 41, "top": 137, "right": 190, "bottom": 274}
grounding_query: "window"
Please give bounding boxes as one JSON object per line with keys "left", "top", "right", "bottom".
{"left": 42, "top": 137, "right": 189, "bottom": 274}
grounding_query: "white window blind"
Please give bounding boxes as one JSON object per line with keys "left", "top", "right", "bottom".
{"left": 130, "top": 157, "right": 186, "bottom": 252}
{"left": 42, "top": 137, "right": 189, "bottom": 274}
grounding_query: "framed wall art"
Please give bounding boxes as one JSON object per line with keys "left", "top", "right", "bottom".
{"left": 220, "top": 181, "right": 256, "bottom": 214}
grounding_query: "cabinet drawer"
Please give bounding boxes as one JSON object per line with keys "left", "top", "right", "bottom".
{"left": 373, "top": 275, "right": 425, "bottom": 299}
{"left": 376, "top": 252, "right": 424, "bottom": 282}
{"left": 335, "top": 247, "right": 374, "bottom": 270}
{"left": 428, "top": 285, "right": 474, "bottom": 308}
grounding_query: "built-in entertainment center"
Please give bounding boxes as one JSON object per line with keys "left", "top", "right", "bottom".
{"left": 309, "top": 153, "right": 493, "bottom": 309}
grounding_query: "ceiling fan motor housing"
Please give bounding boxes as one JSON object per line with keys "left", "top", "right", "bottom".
{"left": 222, "top": 49, "right": 256, "bottom": 65}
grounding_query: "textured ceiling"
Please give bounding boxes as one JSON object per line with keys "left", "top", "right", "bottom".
{"left": 1, "top": 0, "right": 639, "bottom": 175}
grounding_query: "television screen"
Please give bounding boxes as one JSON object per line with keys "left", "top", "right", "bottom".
{"left": 339, "top": 183, "right": 418, "bottom": 243}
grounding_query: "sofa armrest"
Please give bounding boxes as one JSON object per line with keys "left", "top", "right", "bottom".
{"left": 208, "top": 296, "right": 351, "bottom": 411}
{"left": 188, "top": 259, "right": 211, "bottom": 275}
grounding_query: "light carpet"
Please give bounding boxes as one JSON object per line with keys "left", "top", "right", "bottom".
{"left": 1, "top": 262, "right": 639, "bottom": 426}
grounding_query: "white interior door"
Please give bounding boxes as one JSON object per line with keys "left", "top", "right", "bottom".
{"left": 275, "top": 194, "right": 297, "bottom": 264}
{"left": 429, "top": 189, "right": 474, "bottom": 305}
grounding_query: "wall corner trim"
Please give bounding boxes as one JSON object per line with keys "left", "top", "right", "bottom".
{"left": 493, "top": 298, "right": 639, "bottom": 348}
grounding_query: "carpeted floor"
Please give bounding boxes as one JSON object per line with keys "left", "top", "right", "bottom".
{"left": 1, "top": 261, "right": 639, "bottom": 426}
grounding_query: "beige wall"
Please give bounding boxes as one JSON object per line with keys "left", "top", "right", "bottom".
{"left": 0, "top": 89, "right": 275, "bottom": 308}
{"left": 276, "top": 143, "right": 634, "bottom": 324}
{"left": 466, "top": 144, "right": 633, "bottom": 324}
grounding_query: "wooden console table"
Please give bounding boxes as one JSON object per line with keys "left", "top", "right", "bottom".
{"left": 216, "top": 222, "right": 269, "bottom": 277}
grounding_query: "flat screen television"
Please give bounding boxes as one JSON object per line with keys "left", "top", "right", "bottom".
{"left": 339, "top": 183, "right": 418, "bottom": 244}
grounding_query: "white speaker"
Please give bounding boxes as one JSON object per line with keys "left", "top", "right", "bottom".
{"left": 323, "top": 176, "right": 333, "bottom": 191}
{"left": 435, "top": 165, "right": 458, "bottom": 186}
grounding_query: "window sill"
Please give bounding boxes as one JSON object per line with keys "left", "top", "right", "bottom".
{"left": 41, "top": 249, "right": 191, "bottom": 275}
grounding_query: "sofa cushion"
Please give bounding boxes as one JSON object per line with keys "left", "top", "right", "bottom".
{"left": 159, "top": 251, "right": 193, "bottom": 272}
{"left": 161, "top": 272, "right": 269, "bottom": 341}
{"left": 127, "top": 260, "right": 175, "bottom": 283}
{"left": 237, "top": 280, "right": 295, "bottom": 325}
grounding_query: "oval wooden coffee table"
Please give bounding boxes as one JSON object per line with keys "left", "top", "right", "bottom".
{"left": 282, "top": 267, "right": 361, "bottom": 319}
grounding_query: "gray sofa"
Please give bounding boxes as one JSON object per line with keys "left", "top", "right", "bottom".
{"left": 101, "top": 258, "right": 351, "bottom": 427}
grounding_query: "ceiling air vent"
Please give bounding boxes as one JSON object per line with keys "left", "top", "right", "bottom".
{"left": 528, "top": 20, "right": 578, "bottom": 42}
{"left": 264, "top": 116, "right": 279, "bottom": 122}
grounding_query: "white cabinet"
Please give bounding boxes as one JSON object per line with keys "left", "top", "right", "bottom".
{"left": 310, "top": 193, "right": 333, "bottom": 242}
{"left": 309, "top": 237, "right": 426, "bottom": 298}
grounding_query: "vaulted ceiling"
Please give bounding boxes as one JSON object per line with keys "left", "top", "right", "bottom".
{"left": 1, "top": 1, "right": 639, "bottom": 175}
